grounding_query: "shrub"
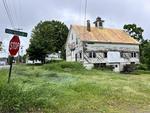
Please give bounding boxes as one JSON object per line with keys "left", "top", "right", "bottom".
{"left": 122, "top": 64, "right": 136, "bottom": 73}
{"left": 137, "top": 64, "right": 148, "bottom": 70}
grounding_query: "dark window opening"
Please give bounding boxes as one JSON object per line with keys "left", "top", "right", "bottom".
{"left": 134, "top": 52, "right": 136, "bottom": 57}
{"left": 131, "top": 62, "right": 135, "bottom": 64}
{"left": 120, "top": 52, "right": 123, "bottom": 58}
{"left": 94, "top": 63, "right": 106, "bottom": 68}
{"left": 104, "top": 52, "right": 107, "bottom": 58}
{"left": 131, "top": 52, "right": 136, "bottom": 58}
{"left": 89, "top": 52, "right": 96, "bottom": 58}
{"left": 89, "top": 52, "right": 93, "bottom": 58}
{"left": 131, "top": 53, "right": 134, "bottom": 57}
{"left": 93, "top": 52, "right": 96, "bottom": 58}
{"left": 80, "top": 52, "right": 82, "bottom": 59}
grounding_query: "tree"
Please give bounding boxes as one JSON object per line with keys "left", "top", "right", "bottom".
{"left": 27, "top": 20, "right": 69, "bottom": 63}
{"left": 123, "top": 24, "right": 145, "bottom": 63}
{"left": 0, "top": 41, "right": 2, "bottom": 51}
{"left": 123, "top": 24, "right": 144, "bottom": 41}
{"left": 123, "top": 24, "right": 150, "bottom": 70}
{"left": 141, "top": 41, "right": 150, "bottom": 69}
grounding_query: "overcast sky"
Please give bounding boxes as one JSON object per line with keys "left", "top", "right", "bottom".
{"left": 0, "top": 0, "right": 150, "bottom": 57}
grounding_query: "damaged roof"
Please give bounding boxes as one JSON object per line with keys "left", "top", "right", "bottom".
{"left": 72, "top": 25, "right": 140, "bottom": 45}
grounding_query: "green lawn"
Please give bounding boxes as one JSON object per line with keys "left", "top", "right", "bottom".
{"left": 0, "top": 62, "right": 150, "bottom": 113}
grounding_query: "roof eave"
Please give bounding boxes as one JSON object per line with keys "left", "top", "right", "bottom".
{"left": 82, "top": 40, "right": 140, "bottom": 45}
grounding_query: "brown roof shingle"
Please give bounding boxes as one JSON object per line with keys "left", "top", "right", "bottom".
{"left": 72, "top": 25, "right": 140, "bottom": 45}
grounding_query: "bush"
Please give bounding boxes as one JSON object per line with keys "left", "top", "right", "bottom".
{"left": 122, "top": 64, "right": 136, "bottom": 73}
{"left": 137, "top": 64, "right": 148, "bottom": 70}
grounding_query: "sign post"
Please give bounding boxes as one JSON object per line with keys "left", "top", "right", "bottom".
{"left": 8, "top": 35, "right": 20, "bottom": 83}
{"left": 8, "top": 56, "right": 13, "bottom": 83}
{"left": 5, "top": 28, "right": 27, "bottom": 83}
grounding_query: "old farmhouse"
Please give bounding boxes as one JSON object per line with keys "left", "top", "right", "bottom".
{"left": 66, "top": 17, "right": 140, "bottom": 72}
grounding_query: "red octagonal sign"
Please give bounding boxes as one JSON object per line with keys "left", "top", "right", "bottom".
{"left": 9, "top": 35, "right": 20, "bottom": 56}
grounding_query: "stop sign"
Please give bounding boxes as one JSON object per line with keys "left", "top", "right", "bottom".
{"left": 9, "top": 35, "right": 20, "bottom": 56}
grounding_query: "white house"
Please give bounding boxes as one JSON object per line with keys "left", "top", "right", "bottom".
{"left": 66, "top": 17, "right": 140, "bottom": 72}
{"left": 45, "top": 52, "right": 62, "bottom": 61}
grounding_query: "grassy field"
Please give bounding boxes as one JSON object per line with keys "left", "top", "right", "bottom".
{"left": 0, "top": 62, "right": 150, "bottom": 113}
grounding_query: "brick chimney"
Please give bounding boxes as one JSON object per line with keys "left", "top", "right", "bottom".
{"left": 94, "top": 17, "right": 104, "bottom": 29}
{"left": 87, "top": 20, "right": 91, "bottom": 32}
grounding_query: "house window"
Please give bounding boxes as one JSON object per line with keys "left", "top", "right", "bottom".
{"left": 134, "top": 52, "right": 136, "bottom": 57}
{"left": 89, "top": 52, "right": 93, "bottom": 58}
{"left": 94, "top": 63, "right": 106, "bottom": 68}
{"left": 131, "top": 52, "right": 136, "bottom": 58}
{"left": 89, "top": 52, "right": 96, "bottom": 58}
{"left": 120, "top": 52, "right": 123, "bottom": 58}
{"left": 104, "top": 52, "right": 107, "bottom": 58}
{"left": 131, "top": 53, "right": 133, "bottom": 57}
{"left": 131, "top": 62, "right": 135, "bottom": 64}
{"left": 100, "top": 63, "right": 106, "bottom": 67}
{"left": 80, "top": 52, "right": 82, "bottom": 59}
{"left": 93, "top": 52, "right": 96, "bottom": 58}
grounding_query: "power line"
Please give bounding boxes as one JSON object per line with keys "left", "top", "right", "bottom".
{"left": 11, "top": 0, "right": 19, "bottom": 28}
{"left": 2, "top": 0, "right": 15, "bottom": 28}
{"left": 79, "top": 0, "right": 83, "bottom": 25}
{"left": 18, "top": 0, "right": 23, "bottom": 29}
{"left": 84, "top": 0, "right": 88, "bottom": 26}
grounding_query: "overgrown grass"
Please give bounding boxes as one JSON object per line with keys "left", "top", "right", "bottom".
{"left": 43, "top": 61, "right": 86, "bottom": 73}
{"left": 0, "top": 62, "right": 150, "bottom": 113}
